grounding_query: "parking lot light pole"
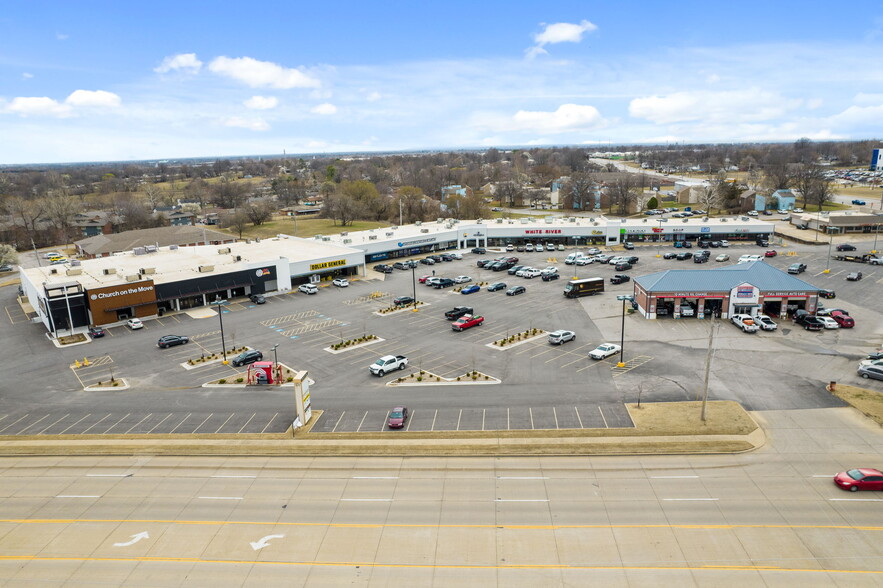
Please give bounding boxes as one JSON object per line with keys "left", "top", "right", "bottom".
{"left": 823, "top": 228, "right": 834, "bottom": 273}
{"left": 411, "top": 264, "right": 418, "bottom": 312}
{"left": 616, "top": 295, "right": 628, "bottom": 368}
{"left": 211, "top": 297, "right": 229, "bottom": 363}
{"left": 271, "top": 343, "right": 279, "bottom": 383}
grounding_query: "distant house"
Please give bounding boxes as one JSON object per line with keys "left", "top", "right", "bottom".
{"left": 440, "top": 185, "right": 473, "bottom": 200}
{"left": 75, "top": 225, "right": 234, "bottom": 258}
{"left": 738, "top": 190, "right": 759, "bottom": 213}
{"left": 156, "top": 209, "right": 195, "bottom": 226}
{"left": 770, "top": 189, "right": 798, "bottom": 211}
{"left": 71, "top": 211, "right": 120, "bottom": 237}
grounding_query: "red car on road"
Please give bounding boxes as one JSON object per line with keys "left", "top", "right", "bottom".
{"left": 451, "top": 314, "right": 484, "bottom": 331}
{"left": 831, "top": 311, "right": 855, "bottom": 328}
{"left": 834, "top": 468, "right": 883, "bottom": 491}
{"left": 764, "top": 250, "right": 777, "bottom": 257}
{"left": 418, "top": 275, "right": 432, "bottom": 283}
{"left": 387, "top": 406, "right": 409, "bottom": 429}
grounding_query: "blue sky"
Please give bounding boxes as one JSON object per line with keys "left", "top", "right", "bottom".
{"left": 1, "top": 1, "right": 882, "bottom": 164}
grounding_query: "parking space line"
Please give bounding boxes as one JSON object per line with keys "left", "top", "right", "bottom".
{"left": 260, "top": 413, "right": 280, "bottom": 433}
{"left": 380, "top": 412, "right": 388, "bottom": 432}
{"left": 507, "top": 408, "right": 510, "bottom": 430}
{"left": 482, "top": 409, "right": 486, "bottom": 431}
{"left": 0, "top": 414, "right": 30, "bottom": 434}
{"left": 331, "top": 411, "right": 346, "bottom": 433}
{"left": 102, "top": 414, "right": 130, "bottom": 434}
{"left": 405, "top": 411, "right": 413, "bottom": 431}
{"left": 147, "top": 414, "right": 174, "bottom": 434}
{"left": 431, "top": 410, "right": 437, "bottom": 431}
{"left": 40, "top": 414, "right": 70, "bottom": 434}
{"left": 169, "top": 413, "right": 192, "bottom": 434}
{"left": 58, "top": 412, "right": 92, "bottom": 435}
{"left": 192, "top": 413, "right": 213, "bottom": 434}
{"left": 124, "top": 414, "right": 152, "bottom": 434}
{"left": 598, "top": 407, "right": 609, "bottom": 428}
{"left": 237, "top": 414, "right": 256, "bottom": 434}
{"left": 17, "top": 415, "right": 51, "bottom": 435}
{"left": 214, "top": 413, "right": 235, "bottom": 434}
{"left": 356, "top": 411, "right": 369, "bottom": 432}
{"left": 575, "top": 407, "right": 584, "bottom": 428}
{"left": 553, "top": 407, "right": 559, "bottom": 430}
{"left": 529, "top": 408, "right": 534, "bottom": 429}
{"left": 80, "top": 414, "right": 111, "bottom": 434}
{"left": 456, "top": 409, "right": 462, "bottom": 431}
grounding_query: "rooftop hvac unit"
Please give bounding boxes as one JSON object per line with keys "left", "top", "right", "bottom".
{"left": 245, "top": 239, "right": 251, "bottom": 244}
{"left": 544, "top": 218, "right": 553, "bottom": 223}
{"left": 720, "top": 218, "right": 728, "bottom": 222}
{"left": 102, "top": 268, "right": 117, "bottom": 275}
{"left": 322, "top": 237, "right": 331, "bottom": 241}
{"left": 133, "top": 247, "right": 146, "bottom": 255}
{"left": 139, "top": 267, "right": 156, "bottom": 274}
{"left": 385, "top": 232, "right": 394, "bottom": 237}
{"left": 415, "top": 221, "right": 422, "bottom": 226}
{"left": 390, "top": 226, "right": 398, "bottom": 230}
{"left": 642, "top": 219, "right": 647, "bottom": 223}
{"left": 49, "top": 268, "right": 58, "bottom": 275}
{"left": 519, "top": 218, "right": 528, "bottom": 224}
{"left": 444, "top": 223, "right": 453, "bottom": 229}
{"left": 437, "top": 218, "right": 444, "bottom": 223}
{"left": 495, "top": 219, "right": 503, "bottom": 224}
{"left": 702, "top": 217, "right": 709, "bottom": 222}
{"left": 145, "top": 245, "right": 157, "bottom": 253}
{"left": 593, "top": 222, "right": 599, "bottom": 226}
{"left": 125, "top": 274, "right": 140, "bottom": 282}
{"left": 66, "top": 268, "right": 82, "bottom": 276}
{"left": 420, "top": 228, "right": 430, "bottom": 233}
{"left": 218, "top": 247, "right": 231, "bottom": 254}
{"left": 170, "top": 244, "right": 178, "bottom": 250}
{"left": 71, "top": 260, "right": 81, "bottom": 266}
{"left": 255, "top": 238, "right": 261, "bottom": 243}
{"left": 369, "top": 235, "right": 378, "bottom": 240}
{"left": 198, "top": 265, "right": 214, "bottom": 273}
{"left": 233, "top": 255, "right": 242, "bottom": 262}
{"left": 343, "top": 239, "right": 352, "bottom": 244}
{"left": 340, "top": 232, "right": 348, "bottom": 236}
{"left": 314, "top": 234, "right": 324, "bottom": 239}
{"left": 682, "top": 219, "right": 688, "bottom": 223}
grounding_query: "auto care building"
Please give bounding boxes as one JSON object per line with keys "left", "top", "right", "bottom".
{"left": 632, "top": 260, "right": 822, "bottom": 320}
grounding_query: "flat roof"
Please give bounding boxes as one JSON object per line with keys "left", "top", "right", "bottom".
{"left": 25, "top": 235, "right": 361, "bottom": 290}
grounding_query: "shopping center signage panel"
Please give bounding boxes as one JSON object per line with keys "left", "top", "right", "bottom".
{"left": 88, "top": 279, "right": 158, "bottom": 324}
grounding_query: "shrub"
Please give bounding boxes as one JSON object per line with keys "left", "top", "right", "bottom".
{"left": 218, "top": 379, "right": 227, "bottom": 384}
{"left": 97, "top": 381, "right": 102, "bottom": 385}
{"left": 235, "top": 377, "right": 243, "bottom": 383}
{"left": 417, "top": 376, "right": 423, "bottom": 382}
{"left": 112, "top": 381, "right": 119, "bottom": 387}
{"left": 420, "top": 370, "right": 425, "bottom": 375}
{"left": 286, "top": 376, "right": 293, "bottom": 382}
{"left": 472, "top": 374, "right": 477, "bottom": 380}
{"left": 456, "top": 376, "right": 461, "bottom": 381}
{"left": 484, "top": 375, "right": 489, "bottom": 380}
{"left": 188, "top": 359, "right": 194, "bottom": 365}
{"left": 435, "top": 377, "right": 440, "bottom": 381}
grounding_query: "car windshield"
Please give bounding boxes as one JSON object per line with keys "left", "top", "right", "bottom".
{"left": 846, "top": 469, "right": 864, "bottom": 480}
{"left": 390, "top": 411, "right": 403, "bottom": 419}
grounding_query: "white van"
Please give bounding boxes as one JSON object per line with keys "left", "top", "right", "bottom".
{"left": 565, "top": 252, "right": 584, "bottom": 265}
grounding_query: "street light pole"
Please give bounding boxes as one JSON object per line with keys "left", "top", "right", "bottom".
{"left": 616, "top": 295, "right": 628, "bottom": 368}
{"left": 271, "top": 343, "right": 279, "bottom": 383}
{"left": 211, "top": 297, "right": 229, "bottom": 363}
{"left": 824, "top": 228, "right": 834, "bottom": 273}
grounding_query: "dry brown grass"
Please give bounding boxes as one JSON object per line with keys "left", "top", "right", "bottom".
{"left": 829, "top": 384, "right": 883, "bottom": 426}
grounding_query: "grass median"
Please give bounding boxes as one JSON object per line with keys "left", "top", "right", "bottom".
{"left": 828, "top": 384, "right": 883, "bottom": 426}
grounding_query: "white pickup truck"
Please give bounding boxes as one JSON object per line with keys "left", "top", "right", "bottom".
{"left": 731, "top": 314, "right": 760, "bottom": 333}
{"left": 369, "top": 355, "right": 408, "bottom": 376}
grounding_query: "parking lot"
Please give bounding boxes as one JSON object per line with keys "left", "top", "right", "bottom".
{"left": 1, "top": 236, "right": 881, "bottom": 437}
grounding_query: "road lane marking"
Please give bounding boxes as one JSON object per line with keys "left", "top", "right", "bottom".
{"left": 146, "top": 414, "right": 174, "bottom": 434}
{"left": 17, "top": 414, "right": 51, "bottom": 435}
{"left": 652, "top": 476, "right": 699, "bottom": 479}
{"left": 102, "top": 413, "right": 130, "bottom": 434}
{"left": 236, "top": 413, "right": 256, "bottom": 434}
{"left": 574, "top": 407, "right": 584, "bottom": 428}
{"left": 341, "top": 498, "right": 392, "bottom": 502}
{"left": 87, "top": 474, "right": 132, "bottom": 478}
{"left": 37, "top": 414, "right": 70, "bottom": 435}
{"left": 352, "top": 477, "right": 398, "bottom": 479}
{"left": 80, "top": 414, "right": 111, "bottom": 435}
{"left": 356, "top": 411, "right": 369, "bottom": 432}
{"left": 0, "top": 414, "right": 30, "bottom": 434}
{"left": 56, "top": 495, "right": 100, "bottom": 499}
{"left": 198, "top": 496, "right": 243, "bottom": 500}
{"left": 662, "top": 498, "right": 718, "bottom": 501}
{"left": 598, "top": 406, "right": 609, "bottom": 428}
{"left": 124, "top": 414, "right": 152, "bottom": 435}
{"left": 498, "top": 477, "right": 549, "bottom": 480}
{"left": 214, "top": 413, "right": 235, "bottom": 434}
{"left": 829, "top": 498, "right": 883, "bottom": 502}
{"left": 331, "top": 411, "right": 345, "bottom": 433}
{"left": 169, "top": 413, "right": 192, "bottom": 434}
{"left": 211, "top": 475, "right": 256, "bottom": 479}
{"left": 260, "top": 413, "right": 279, "bottom": 434}
{"left": 496, "top": 499, "right": 549, "bottom": 502}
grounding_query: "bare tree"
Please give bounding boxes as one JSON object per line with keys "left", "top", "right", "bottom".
{"left": 0, "top": 243, "right": 18, "bottom": 266}
{"left": 606, "top": 174, "right": 639, "bottom": 216}
{"left": 496, "top": 181, "right": 522, "bottom": 208}
{"left": 44, "top": 192, "right": 82, "bottom": 245}
{"left": 563, "top": 172, "right": 595, "bottom": 211}
{"left": 322, "top": 193, "right": 364, "bottom": 226}
{"left": 244, "top": 201, "right": 275, "bottom": 226}
{"left": 793, "top": 164, "right": 834, "bottom": 211}
{"left": 223, "top": 210, "right": 250, "bottom": 238}
{"left": 5, "top": 196, "right": 45, "bottom": 248}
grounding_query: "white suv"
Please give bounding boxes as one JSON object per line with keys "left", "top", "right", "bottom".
{"left": 298, "top": 283, "right": 318, "bottom": 294}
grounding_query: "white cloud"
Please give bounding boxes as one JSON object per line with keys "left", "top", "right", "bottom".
{"left": 209, "top": 56, "right": 320, "bottom": 89}
{"left": 311, "top": 103, "right": 337, "bottom": 115}
{"left": 366, "top": 91, "right": 382, "bottom": 102}
{"left": 65, "top": 90, "right": 121, "bottom": 108}
{"left": 853, "top": 92, "right": 883, "bottom": 105}
{"left": 154, "top": 53, "right": 203, "bottom": 74}
{"left": 629, "top": 89, "right": 801, "bottom": 124}
{"left": 528, "top": 20, "right": 597, "bottom": 57}
{"left": 706, "top": 74, "right": 721, "bottom": 84}
{"left": 510, "top": 104, "right": 606, "bottom": 133}
{"left": 5, "top": 97, "right": 72, "bottom": 117}
{"left": 243, "top": 96, "right": 278, "bottom": 110}
{"left": 56, "top": 33, "right": 69, "bottom": 41}
{"left": 806, "top": 98, "right": 823, "bottom": 110}
{"left": 22, "top": 72, "right": 33, "bottom": 79}
{"left": 221, "top": 116, "right": 269, "bottom": 131}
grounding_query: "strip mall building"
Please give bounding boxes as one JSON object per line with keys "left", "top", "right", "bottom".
{"left": 21, "top": 214, "right": 776, "bottom": 335}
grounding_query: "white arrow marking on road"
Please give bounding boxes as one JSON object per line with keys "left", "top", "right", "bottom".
{"left": 114, "top": 531, "right": 149, "bottom": 547}
{"left": 250, "top": 534, "right": 285, "bottom": 551}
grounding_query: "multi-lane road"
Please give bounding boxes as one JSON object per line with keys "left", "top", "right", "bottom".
{"left": 0, "top": 407, "right": 881, "bottom": 585}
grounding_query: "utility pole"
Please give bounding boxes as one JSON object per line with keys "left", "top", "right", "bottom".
{"left": 700, "top": 317, "right": 717, "bottom": 422}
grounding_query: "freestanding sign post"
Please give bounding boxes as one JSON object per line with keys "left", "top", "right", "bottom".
{"left": 292, "top": 370, "right": 312, "bottom": 430}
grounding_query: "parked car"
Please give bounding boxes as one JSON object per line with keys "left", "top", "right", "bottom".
{"left": 851, "top": 199, "right": 867, "bottom": 205}
{"left": 418, "top": 275, "right": 432, "bottom": 284}
{"left": 420, "top": 257, "right": 436, "bottom": 265}
{"left": 370, "top": 355, "right": 408, "bottom": 376}
{"left": 393, "top": 295, "right": 415, "bottom": 306}
{"left": 715, "top": 254, "right": 730, "bottom": 262}
{"left": 392, "top": 261, "right": 411, "bottom": 270}
{"left": 487, "top": 282, "right": 507, "bottom": 292}
{"left": 575, "top": 257, "right": 594, "bottom": 266}
{"left": 610, "top": 274, "right": 630, "bottom": 284}
{"left": 623, "top": 242, "right": 634, "bottom": 250}
{"left": 746, "top": 210, "right": 758, "bottom": 216}
{"left": 0, "top": 264, "right": 13, "bottom": 272}
{"left": 866, "top": 350, "right": 883, "bottom": 361}
{"left": 663, "top": 252, "right": 677, "bottom": 259}
{"left": 834, "top": 468, "right": 883, "bottom": 491}
{"left": 332, "top": 278, "right": 349, "bottom": 287}
{"left": 836, "top": 244, "right": 856, "bottom": 252}
{"left": 126, "top": 318, "right": 144, "bottom": 330}
{"left": 817, "top": 316, "right": 839, "bottom": 329}
{"left": 516, "top": 245, "right": 525, "bottom": 252}
{"left": 387, "top": 407, "right": 409, "bottom": 429}
{"left": 846, "top": 272, "right": 862, "bottom": 281}
{"left": 471, "top": 247, "right": 486, "bottom": 254}
{"left": 801, "top": 316, "right": 825, "bottom": 331}
{"left": 43, "top": 251, "right": 63, "bottom": 259}
{"left": 678, "top": 304, "right": 695, "bottom": 317}
{"left": 541, "top": 272, "right": 560, "bottom": 281}
{"left": 88, "top": 326, "right": 106, "bottom": 338}
{"left": 830, "top": 311, "right": 855, "bottom": 328}
{"left": 525, "top": 244, "right": 535, "bottom": 252}
{"left": 444, "top": 306, "right": 473, "bottom": 320}
{"left": 506, "top": 285, "right": 526, "bottom": 296}
{"left": 298, "top": 284, "right": 318, "bottom": 294}
{"left": 249, "top": 294, "right": 266, "bottom": 304}
{"left": 692, "top": 255, "right": 708, "bottom": 264}
{"left": 548, "top": 330, "right": 576, "bottom": 345}
{"left": 818, "top": 289, "right": 836, "bottom": 299}
{"left": 858, "top": 365, "right": 883, "bottom": 381}
{"left": 425, "top": 277, "right": 442, "bottom": 287}
{"left": 756, "top": 315, "right": 777, "bottom": 331}
{"left": 373, "top": 264, "right": 394, "bottom": 273}
{"left": 433, "top": 278, "right": 455, "bottom": 288}
{"left": 787, "top": 263, "right": 807, "bottom": 274}
{"left": 506, "top": 244, "right": 515, "bottom": 251}
{"left": 453, "top": 275, "right": 472, "bottom": 284}
{"left": 589, "top": 343, "right": 621, "bottom": 360}
{"left": 719, "top": 240, "right": 729, "bottom": 247}
{"left": 451, "top": 314, "right": 484, "bottom": 331}
{"left": 764, "top": 250, "right": 777, "bottom": 257}
{"left": 730, "top": 314, "right": 759, "bottom": 333}
{"left": 157, "top": 335, "right": 189, "bottom": 348}
{"left": 232, "top": 349, "right": 263, "bottom": 367}
{"left": 675, "top": 252, "right": 693, "bottom": 260}
{"left": 461, "top": 284, "right": 481, "bottom": 294}
{"left": 586, "top": 247, "right": 601, "bottom": 255}
{"left": 614, "top": 262, "right": 632, "bottom": 271}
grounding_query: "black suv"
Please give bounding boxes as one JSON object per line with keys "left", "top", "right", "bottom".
{"left": 836, "top": 244, "right": 856, "bottom": 252}
{"left": 249, "top": 294, "right": 266, "bottom": 304}
{"left": 818, "top": 289, "right": 836, "bottom": 299}
{"left": 393, "top": 296, "right": 415, "bottom": 306}
{"left": 157, "top": 335, "right": 189, "bottom": 349}
{"left": 373, "top": 264, "right": 394, "bottom": 273}
{"left": 787, "top": 263, "right": 807, "bottom": 274}
{"left": 610, "top": 274, "right": 630, "bottom": 284}
{"left": 433, "top": 278, "right": 455, "bottom": 289}
{"left": 471, "top": 247, "right": 486, "bottom": 254}
{"left": 675, "top": 252, "right": 693, "bottom": 260}
{"left": 232, "top": 349, "right": 263, "bottom": 366}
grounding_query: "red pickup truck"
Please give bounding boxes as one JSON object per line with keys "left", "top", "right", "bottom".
{"left": 451, "top": 314, "right": 484, "bottom": 331}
